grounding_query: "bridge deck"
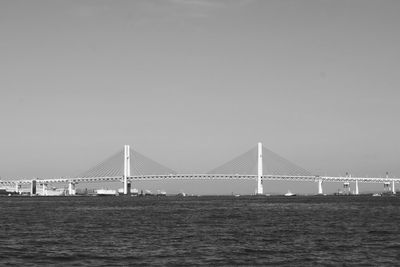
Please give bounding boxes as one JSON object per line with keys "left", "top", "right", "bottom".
{"left": 1, "top": 174, "right": 400, "bottom": 185}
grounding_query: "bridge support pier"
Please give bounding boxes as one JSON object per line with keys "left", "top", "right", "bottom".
{"left": 68, "top": 182, "right": 76, "bottom": 196}
{"left": 385, "top": 172, "right": 396, "bottom": 195}
{"left": 30, "top": 180, "right": 37, "bottom": 196}
{"left": 42, "top": 183, "right": 47, "bottom": 196}
{"left": 257, "top": 142, "right": 263, "bottom": 195}
{"left": 15, "top": 183, "right": 20, "bottom": 194}
{"left": 318, "top": 179, "right": 323, "bottom": 195}
{"left": 355, "top": 180, "right": 359, "bottom": 195}
{"left": 392, "top": 180, "right": 396, "bottom": 195}
{"left": 123, "top": 145, "right": 131, "bottom": 195}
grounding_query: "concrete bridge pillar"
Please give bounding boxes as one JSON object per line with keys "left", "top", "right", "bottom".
{"left": 257, "top": 142, "right": 263, "bottom": 195}
{"left": 42, "top": 183, "right": 47, "bottom": 196}
{"left": 392, "top": 180, "right": 396, "bottom": 195}
{"left": 318, "top": 179, "right": 323, "bottom": 195}
{"left": 123, "top": 145, "right": 131, "bottom": 195}
{"left": 15, "top": 183, "right": 20, "bottom": 194}
{"left": 68, "top": 182, "right": 76, "bottom": 195}
{"left": 355, "top": 180, "right": 359, "bottom": 195}
{"left": 30, "top": 179, "right": 37, "bottom": 196}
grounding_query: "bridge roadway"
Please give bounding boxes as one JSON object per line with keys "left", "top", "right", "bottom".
{"left": 1, "top": 174, "right": 400, "bottom": 186}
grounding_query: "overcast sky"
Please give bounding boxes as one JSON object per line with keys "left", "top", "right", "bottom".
{"left": 1, "top": 0, "right": 399, "bottom": 193}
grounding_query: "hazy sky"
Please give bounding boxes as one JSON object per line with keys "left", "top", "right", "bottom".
{"left": 1, "top": 0, "right": 399, "bottom": 193}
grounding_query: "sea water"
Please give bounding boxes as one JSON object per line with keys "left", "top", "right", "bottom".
{"left": 0, "top": 196, "right": 399, "bottom": 266}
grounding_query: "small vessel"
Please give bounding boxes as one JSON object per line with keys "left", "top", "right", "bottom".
{"left": 372, "top": 193, "right": 382, "bottom": 197}
{"left": 284, "top": 190, "right": 296, "bottom": 197}
{"left": 144, "top": 190, "right": 153, "bottom": 196}
{"left": 157, "top": 190, "right": 167, "bottom": 196}
{"left": 96, "top": 189, "right": 117, "bottom": 196}
{"left": 131, "top": 188, "right": 139, "bottom": 196}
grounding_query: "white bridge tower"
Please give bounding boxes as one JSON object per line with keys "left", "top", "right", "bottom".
{"left": 318, "top": 179, "right": 323, "bottom": 195}
{"left": 257, "top": 142, "right": 263, "bottom": 195}
{"left": 123, "top": 145, "right": 131, "bottom": 195}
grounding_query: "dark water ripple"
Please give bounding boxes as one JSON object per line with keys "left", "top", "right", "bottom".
{"left": 0, "top": 196, "right": 399, "bottom": 266}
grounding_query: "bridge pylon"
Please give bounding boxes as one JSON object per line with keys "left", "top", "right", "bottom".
{"left": 318, "top": 179, "right": 323, "bottom": 195}
{"left": 123, "top": 145, "right": 131, "bottom": 195}
{"left": 392, "top": 180, "right": 396, "bottom": 194}
{"left": 257, "top": 142, "right": 263, "bottom": 195}
{"left": 68, "top": 182, "right": 76, "bottom": 195}
{"left": 355, "top": 178, "right": 359, "bottom": 195}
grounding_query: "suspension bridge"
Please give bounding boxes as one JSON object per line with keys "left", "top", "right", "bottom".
{"left": 0, "top": 143, "right": 398, "bottom": 195}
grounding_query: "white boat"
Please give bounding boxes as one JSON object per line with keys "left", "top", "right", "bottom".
{"left": 157, "top": 190, "right": 167, "bottom": 196}
{"left": 96, "top": 189, "right": 117, "bottom": 196}
{"left": 284, "top": 190, "right": 296, "bottom": 197}
{"left": 372, "top": 193, "right": 382, "bottom": 197}
{"left": 131, "top": 188, "right": 139, "bottom": 196}
{"left": 144, "top": 190, "right": 153, "bottom": 196}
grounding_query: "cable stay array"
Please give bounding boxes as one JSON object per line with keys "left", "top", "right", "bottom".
{"left": 208, "top": 147, "right": 258, "bottom": 175}
{"left": 131, "top": 149, "right": 177, "bottom": 176}
{"left": 208, "top": 145, "right": 312, "bottom": 176}
{"left": 79, "top": 150, "right": 123, "bottom": 178}
{"left": 262, "top": 146, "right": 312, "bottom": 176}
{"left": 78, "top": 148, "right": 176, "bottom": 178}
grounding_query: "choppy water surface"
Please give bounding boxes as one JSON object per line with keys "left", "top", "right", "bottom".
{"left": 0, "top": 196, "right": 399, "bottom": 266}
